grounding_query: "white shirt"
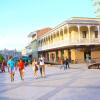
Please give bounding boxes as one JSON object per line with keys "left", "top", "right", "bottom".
{"left": 39, "top": 57, "right": 44, "bottom": 65}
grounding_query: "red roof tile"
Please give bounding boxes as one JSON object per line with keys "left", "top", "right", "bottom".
{"left": 37, "top": 28, "right": 52, "bottom": 38}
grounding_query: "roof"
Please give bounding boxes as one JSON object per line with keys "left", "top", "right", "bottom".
{"left": 36, "top": 28, "right": 52, "bottom": 38}
{"left": 38, "top": 17, "right": 100, "bottom": 39}
{"left": 28, "top": 27, "right": 52, "bottom": 38}
{"left": 28, "top": 31, "right": 37, "bottom": 37}
{"left": 65, "top": 17, "right": 100, "bottom": 24}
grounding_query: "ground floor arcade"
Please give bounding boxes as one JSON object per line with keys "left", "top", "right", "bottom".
{"left": 38, "top": 45, "right": 100, "bottom": 64}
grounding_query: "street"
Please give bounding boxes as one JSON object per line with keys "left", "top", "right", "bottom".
{"left": 0, "top": 64, "right": 100, "bottom": 100}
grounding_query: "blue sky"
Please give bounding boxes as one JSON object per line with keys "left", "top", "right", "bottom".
{"left": 0, "top": 0, "right": 95, "bottom": 50}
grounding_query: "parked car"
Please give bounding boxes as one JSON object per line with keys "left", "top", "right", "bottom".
{"left": 88, "top": 63, "right": 100, "bottom": 69}
{"left": 12, "top": 57, "right": 19, "bottom": 64}
{"left": 21, "top": 56, "right": 32, "bottom": 66}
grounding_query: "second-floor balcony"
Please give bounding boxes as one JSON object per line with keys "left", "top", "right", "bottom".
{"left": 38, "top": 23, "right": 100, "bottom": 51}
{"left": 38, "top": 38, "right": 100, "bottom": 51}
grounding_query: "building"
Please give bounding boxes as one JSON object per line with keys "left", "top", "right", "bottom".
{"left": 22, "top": 48, "right": 27, "bottom": 56}
{"left": 27, "top": 28, "right": 52, "bottom": 59}
{"left": 92, "top": 0, "right": 100, "bottom": 17}
{"left": 0, "top": 49, "right": 21, "bottom": 60}
{"left": 38, "top": 17, "right": 100, "bottom": 63}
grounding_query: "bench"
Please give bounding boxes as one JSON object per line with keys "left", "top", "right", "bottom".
{"left": 88, "top": 63, "right": 100, "bottom": 69}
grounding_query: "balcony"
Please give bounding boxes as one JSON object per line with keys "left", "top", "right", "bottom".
{"left": 90, "top": 38, "right": 100, "bottom": 44}
{"left": 38, "top": 38, "right": 100, "bottom": 51}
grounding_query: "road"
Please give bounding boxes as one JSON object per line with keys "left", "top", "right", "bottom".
{"left": 0, "top": 64, "right": 100, "bottom": 100}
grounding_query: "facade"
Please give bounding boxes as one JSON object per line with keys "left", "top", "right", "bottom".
{"left": 27, "top": 28, "right": 52, "bottom": 59}
{"left": 93, "top": 0, "right": 100, "bottom": 17}
{"left": 38, "top": 17, "right": 100, "bottom": 63}
{"left": 27, "top": 31, "right": 38, "bottom": 59}
{"left": 22, "top": 48, "right": 27, "bottom": 56}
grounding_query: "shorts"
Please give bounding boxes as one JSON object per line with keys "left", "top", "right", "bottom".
{"left": 9, "top": 68, "right": 15, "bottom": 74}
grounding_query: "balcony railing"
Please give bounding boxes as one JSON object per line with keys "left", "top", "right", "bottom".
{"left": 38, "top": 38, "right": 100, "bottom": 51}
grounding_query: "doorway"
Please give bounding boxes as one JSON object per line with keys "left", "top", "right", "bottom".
{"left": 84, "top": 50, "right": 91, "bottom": 61}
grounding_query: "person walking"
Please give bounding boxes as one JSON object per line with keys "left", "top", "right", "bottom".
{"left": 1, "top": 59, "right": 6, "bottom": 72}
{"left": 39, "top": 55, "right": 46, "bottom": 78}
{"left": 63, "top": 57, "right": 70, "bottom": 70}
{"left": 32, "top": 59, "right": 38, "bottom": 79}
{"left": 17, "top": 59, "right": 25, "bottom": 80}
{"left": 7, "top": 56, "right": 15, "bottom": 82}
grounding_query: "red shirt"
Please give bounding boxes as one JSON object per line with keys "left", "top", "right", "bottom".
{"left": 18, "top": 61, "right": 24, "bottom": 70}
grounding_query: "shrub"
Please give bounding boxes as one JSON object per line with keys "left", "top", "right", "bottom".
{"left": 0, "top": 54, "right": 4, "bottom": 63}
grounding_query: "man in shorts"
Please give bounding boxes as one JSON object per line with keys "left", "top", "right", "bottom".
{"left": 7, "top": 56, "right": 15, "bottom": 82}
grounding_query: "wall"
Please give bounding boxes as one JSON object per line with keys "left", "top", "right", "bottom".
{"left": 91, "top": 51, "right": 100, "bottom": 62}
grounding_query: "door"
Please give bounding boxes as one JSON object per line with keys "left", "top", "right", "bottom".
{"left": 84, "top": 51, "right": 91, "bottom": 61}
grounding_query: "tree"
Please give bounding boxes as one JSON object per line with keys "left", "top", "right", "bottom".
{"left": 0, "top": 54, "right": 4, "bottom": 63}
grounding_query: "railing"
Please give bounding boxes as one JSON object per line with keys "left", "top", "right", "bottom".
{"left": 38, "top": 38, "right": 100, "bottom": 51}
{"left": 90, "top": 39, "right": 100, "bottom": 43}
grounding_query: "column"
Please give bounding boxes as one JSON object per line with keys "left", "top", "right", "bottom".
{"left": 55, "top": 31, "right": 57, "bottom": 41}
{"left": 58, "top": 50, "right": 61, "bottom": 64}
{"left": 49, "top": 36, "right": 50, "bottom": 45}
{"left": 47, "top": 37, "right": 49, "bottom": 45}
{"left": 98, "top": 25, "right": 100, "bottom": 39}
{"left": 88, "top": 25, "right": 91, "bottom": 43}
{"left": 62, "top": 27, "right": 65, "bottom": 41}
{"left": 50, "top": 35, "right": 52, "bottom": 44}
{"left": 51, "top": 34, "right": 53, "bottom": 44}
{"left": 67, "top": 24, "right": 70, "bottom": 43}
{"left": 41, "top": 40, "right": 43, "bottom": 47}
{"left": 48, "top": 52, "right": 51, "bottom": 62}
{"left": 59, "top": 29, "right": 61, "bottom": 40}
{"left": 55, "top": 50, "right": 58, "bottom": 62}
{"left": 52, "top": 34, "right": 54, "bottom": 44}
{"left": 61, "top": 49, "right": 64, "bottom": 60}
{"left": 47, "top": 52, "right": 49, "bottom": 61}
{"left": 53, "top": 33, "right": 55, "bottom": 44}
{"left": 78, "top": 25, "right": 81, "bottom": 43}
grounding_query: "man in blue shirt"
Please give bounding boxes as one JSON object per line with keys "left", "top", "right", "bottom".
{"left": 7, "top": 56, "right": 15, "bottom": 82}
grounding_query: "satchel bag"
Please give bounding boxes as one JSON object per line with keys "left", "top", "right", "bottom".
{"left": 35, "top": 64, "right": 38, "bottom": 71}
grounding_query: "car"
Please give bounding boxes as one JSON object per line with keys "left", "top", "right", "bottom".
{"left": 88, "top": 63, "right": 100, "bottom": 69}
{"left": 12, "top": 57, "right": 19, "bottom": 64}
{"left": 21, "top": 56, "right": 32, "bottom": 65}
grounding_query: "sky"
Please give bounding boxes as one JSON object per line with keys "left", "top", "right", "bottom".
{"left": 0, "top": 0, "right": 95, "bottom": 51}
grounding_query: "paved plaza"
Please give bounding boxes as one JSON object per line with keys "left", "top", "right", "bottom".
{"left": 0, "top": 64, "right": 100, "bottom": 100}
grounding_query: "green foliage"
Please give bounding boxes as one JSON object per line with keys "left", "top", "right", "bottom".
{"left": 0, "top": 54, "right": 4, "bottom": 63}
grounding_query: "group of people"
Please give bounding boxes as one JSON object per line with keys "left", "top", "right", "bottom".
{"left": 32, "top": 55, "right": 46, "bottom": 79}
{"left": 7, "top": 55, "right": 45, "bottom": 82}
{"left": 7, "top": 56, "right": 25, "bottom": 81}
{"left": 0, "top": 55, "right": 69, "bottom": 82}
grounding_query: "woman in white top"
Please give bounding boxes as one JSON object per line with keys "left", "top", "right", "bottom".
{"left": 39, "top": 56, "right": 45, "bottom": 78}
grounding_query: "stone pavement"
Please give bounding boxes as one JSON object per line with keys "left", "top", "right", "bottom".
{"left": 0, "top": 64, "right": 100, "bottom": 100}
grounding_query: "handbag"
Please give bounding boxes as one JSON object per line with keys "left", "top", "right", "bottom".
{"left": 35, "top": 64, "right": 38, "bottom": 71}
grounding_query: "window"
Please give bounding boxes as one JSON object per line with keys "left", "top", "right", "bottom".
{"left": 94, "top": 31, "right": 98, "bottom": 38}
{"left": 82, "top": 31, "right": 87, "bottom": 38}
